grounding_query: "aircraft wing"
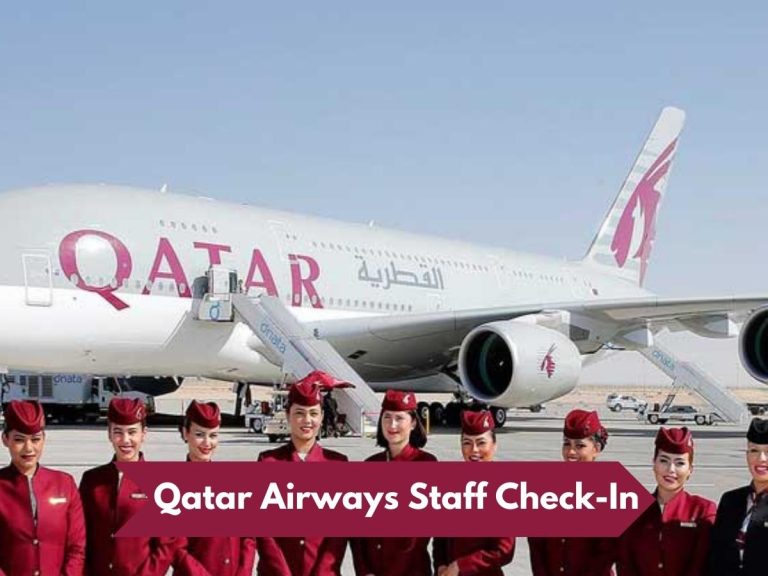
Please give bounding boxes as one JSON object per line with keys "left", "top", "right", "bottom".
{"left": 309, "top": 296, "right": 768, "bottom": 380}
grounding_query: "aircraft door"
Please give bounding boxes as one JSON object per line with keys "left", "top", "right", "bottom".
{"left": 268, "top": 220, "right": 290, "bottom": 262}
{"left": 488, "top": 255, "right": 510, "bottom": 289}
{"left": 427, "top": 293, "right": 444, "bottom": 312}
{"left": 22, "top": 253, "right": 53, "bottom": 306}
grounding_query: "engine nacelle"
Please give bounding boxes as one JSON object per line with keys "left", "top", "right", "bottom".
{"left": 739, "top": 307, "right": 768, "bottom": 383}
{"left": 458, "top": 321, "right": 581, "bottom": 408}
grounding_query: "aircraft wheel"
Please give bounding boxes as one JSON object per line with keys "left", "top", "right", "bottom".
{"left": 429, "top": 402, "right": 445, "bottom": 426}
{"left": 491, "top": 406, "right": 507, "bottom": 427}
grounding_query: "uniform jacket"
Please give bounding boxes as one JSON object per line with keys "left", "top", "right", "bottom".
{"left": 433, "top": 537, "right": 515, "bottom": 576}
{"left": 351, "top": 444, "right": 437, "bottom": 576}
{"left": 79, "top": 457, "right": 180, "bottom": 576}
{"left": 709, "top": 485, "right": 768, "bottom": 576}
{"left": 0, "top": 464, "right": 85, "bottom": 576}
{"left": 172, "top": 456, "right": 256, "bottom": 576}
{"left": 528, "top": 535, "right": 616, "bottom": 576}
{"left": 256, "top": 441, "right": 348, "bottom": 576}
{"left": 617, "top": 489, "right": 716, "bottom": 576}
{"left": 173, "top": 536, "right": 256, "bottom": 576}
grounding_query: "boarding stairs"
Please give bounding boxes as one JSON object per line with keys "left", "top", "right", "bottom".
{"left": 229, "top": 294, "right": 380, "bottom": 435}
{"left": 639, "top": 342, "right": 748, "bottom": 424}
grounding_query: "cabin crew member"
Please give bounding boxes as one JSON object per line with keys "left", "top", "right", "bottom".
{"left": 433, "top": 410, "right": 514, "bottom": 576}
{"left": 528, "top": 409, "right": 616, "bottom": 576}
{"left": 618, "top": 426, "right": 716, "bottom": 575}
{"left": 0, "top": 400, "right": 85, "bottom": 575}
{"left": 709, "top": 417, "right": 768, "bottom": 576}
{"left": 79, "top": 397, "right": 180, "bottom": 575}
{"left": 173, "top": 400, "right": 256, "bottom": 575}
{"left": 351, "top": 390, "right": 437, "bottom": 576}
{"left": 256, "top": 372, "right": 348, "bottom": 576}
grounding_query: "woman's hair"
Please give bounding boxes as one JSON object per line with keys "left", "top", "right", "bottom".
{"left": 463, "top": 429, "right": 497, "bottom": 443}
{"left": 592, "top": 428, "right": 608, "bottom": 451}
{"left": 376, "top": 410, "right": 428, "bottom": 449}
{"left": 653, "top": 447, "right": 694, "bottom": 465}
{"left": 178, "top": 416, "right": 192, "bottom": 441}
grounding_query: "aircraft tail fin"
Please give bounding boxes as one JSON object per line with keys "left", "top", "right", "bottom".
{"left": 582, "top": 106, "right": 686, "bottom": 286}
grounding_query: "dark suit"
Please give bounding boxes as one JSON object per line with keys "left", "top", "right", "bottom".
{"left": 709, "top": 485, "right": 768, "bottom": 576}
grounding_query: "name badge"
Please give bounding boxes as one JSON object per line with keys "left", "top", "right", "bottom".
{"left": 130, "top": 493, "right": 148, "bottom": 500}
{"left": 48, "top": 497, "right": 67, "bottom": 505}
{"left": 680, "top": 522, "right": 697, "bottom": 528}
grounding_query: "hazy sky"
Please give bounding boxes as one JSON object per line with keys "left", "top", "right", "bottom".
{"left": 1, "top": 3, "right": 766, "bottom": 300}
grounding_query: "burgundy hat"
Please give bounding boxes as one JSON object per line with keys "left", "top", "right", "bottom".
{"left": 564, "top": 409, "right": 604, "bottom": 439}
{"left": 461, "top": 410, "right": 495, "bottom": 435}
{"left": 288, "top": 379, "right": 322, "bottom": 407}
{"left": 381, "top": 390, "right": 417, "bottom": 412}
{"left": 3, "top": 400, "right": 45, "bottom": 434}
{"left": 747, "top": 417, "right": 768, "bottom": 444}
{"left": 186, "top": 400, "right": 221, "bottom": 429}
{"left": 299, "top": 370, "right": 351, "bottom": 390}
{"left": 655, "top": 426, "right": 694, "bottom": 456}
{"left": 107, "top": 398, "right": 146, "bottom": 425}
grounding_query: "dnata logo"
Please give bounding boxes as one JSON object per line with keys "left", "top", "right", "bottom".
{"left": 540, "top": 344, "right": 557, "bottom": 379}
{"left": 610, "top": 139, "right": 677, "bottom": 284}
{"left": 651, "top": 349, "right": 675, "bottom": 371}
{"left": 259, "top": 322, "right": 287, "bottom": 354}
{"left": 52, "top": 374, "right": 84, "bottom": 385}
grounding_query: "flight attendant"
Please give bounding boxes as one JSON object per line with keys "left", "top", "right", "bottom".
{"left": 351, "top": 389, "right": 436, "bottom": 576}
{"left": 617, "top": 426, "right": 716, "bottom": 575}
{"left": 79, "top": 397, "right": 180, "bottom": 575}
{"left": 709, "top": 417, "right": 768, "bottom": 575}
{"left": 528, "top": 409, "right": 616, "bottom": 576}
{"left": 0, "top": 400, "right": 85, "bottom": 575}
{"left": 256, "top": 372, "right": 348, "bottom": 576}
{"left": 173, "top": 400, "right": 256, "bottom": 575}
{"left": 433, "top": 409, "right": 515, "bottom": 576}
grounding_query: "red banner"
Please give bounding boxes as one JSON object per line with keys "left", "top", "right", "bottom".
{"left": 117, "top": 462, "right": 652, "bottom": 537}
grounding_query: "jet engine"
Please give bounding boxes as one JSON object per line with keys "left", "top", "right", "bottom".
{"left": 739, "top": 307, "right": 768, "bottom": 383}
{"left": 458, "top": 321, "right": 581, "bottom": 408}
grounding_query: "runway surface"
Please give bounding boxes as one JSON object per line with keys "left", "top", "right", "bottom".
{"left": 2, "top": 408, "right": 756, "bottom": 575}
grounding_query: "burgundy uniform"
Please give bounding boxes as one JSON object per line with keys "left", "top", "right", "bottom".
{"left": 79, "top": 457, "right": 180, "bottom": 576}
{"left": 528, "top": 536, "right": 616, "bottom": 576}
{"left": 618, "top": 489, "right": 716, "bottom": 576}
{"left": 433, "top": 537, "right": 515, "bottom": 576}
{"left": 0, "top": 464, "right": 85, "bottom": 576}
{"left": 174, "top": 536, "right": 257, "bottom": 576}
{"left": 256, "top": 442, "right": 348, "bottom": 576}
{"left": 351, "top": 444, "right": 437, "bottom": 576}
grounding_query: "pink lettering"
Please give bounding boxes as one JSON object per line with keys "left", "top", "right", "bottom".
{"left": 143, "top": 238, "right": 192, "bottom": 297}
{"left": 243, "top": 249, "right": 278, "bottom": 296}
{"left": 193, "top": 242, "right": 231, "bottom": 266}
{"left": 289, "top": 254, "right": 323, "bottom": 308}
{"left": 58, "top": 230, "right": 133, "bottom": 310}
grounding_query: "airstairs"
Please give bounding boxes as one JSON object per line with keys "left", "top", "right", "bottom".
{"left": 639, "top": 342, "right": 748, "bottom": 424}
{"left": 228, "top": 294, "right": 380, "bottom": 434}
{"left": 193, "top": 267, "right": 380, "bottom": 434}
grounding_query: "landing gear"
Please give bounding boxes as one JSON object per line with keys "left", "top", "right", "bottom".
{"left": 490, "top": 406, "right": 507, "bottom": 427}
{"left": 422, "top": 392, "right": 507, "bottom": 429}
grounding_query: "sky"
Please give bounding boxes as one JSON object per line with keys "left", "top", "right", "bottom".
{"left": 0, "top": 2, "right": 766, "bottom": 303}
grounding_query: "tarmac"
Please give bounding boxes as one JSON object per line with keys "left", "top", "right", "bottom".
{"left": 1, "top": 404, "right": 758, "bottom": 575}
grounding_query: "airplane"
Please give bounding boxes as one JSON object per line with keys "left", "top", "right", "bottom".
{"left": 2, "top": 106, "right": 767, "bottom": 427}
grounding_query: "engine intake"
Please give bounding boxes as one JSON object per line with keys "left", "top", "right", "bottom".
{"left": 739, "top": 307, "right": 768, "bottom": 383}
{"left": 458, "top": 321, "right": 581, "bottom": 408}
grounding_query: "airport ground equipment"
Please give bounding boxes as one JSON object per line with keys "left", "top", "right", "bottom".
{"left": 639, "top": 342, "right": 748, "bottom": 424}
{"left": 230, "top": 293, "right": 379, "bottom": 435}
{"left": 0, "top": 374, "right": 155, "bottom": 423}
{"left": 195, "top": 265, "right": 380, "bottom": 434}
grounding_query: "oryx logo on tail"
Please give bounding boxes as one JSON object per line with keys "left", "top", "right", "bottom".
{"left": 610, "top": 139, "right": 677, "bottom": 284}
